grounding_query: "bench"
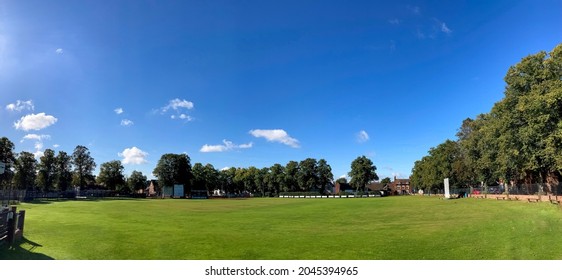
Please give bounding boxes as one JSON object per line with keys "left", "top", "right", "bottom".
{"left": 527, "top": 198, "right": 540, "bottom": 203}
{"left": 550, "top": 200, "right": 560, "bottom": 205}
{"left": 496, "top": 197, "right": 507, "bottom": 200}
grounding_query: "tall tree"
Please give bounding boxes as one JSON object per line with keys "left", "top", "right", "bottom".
{"left": 285, "top": 161, "right": 299, "bottom": 192}
{"left": 97, "top": 160, "right": 126, "bottom": 190}
{"left": 297, "top": 158, "right": 318, "bottom": 192}
{"left": 55, "top": 151, "right": 73, "bottom": 191}
{"left": 317, "top": 159, "right": 333, "bottom": 194}
{"left": 267, "top": 163, "right": 286, "bottom": 195}
{"left": 153, "top": 153, "right": 192, "bottom": 194}
{"left": 13, "top": 151, "right": 37, "bottom": 191}
{"left": 37, "top": 149, "right": 57, "bottom": 191}
{"left": 348, "top": 156, "right": 378, "bottom": 193}
{"left": 71, "top": 145, "right": 96, "bottom": 189}
{"left": 0, "top": 137, "right": 16, "bottom": 190}
{"left": 128, "top": 170, "right": 147, "bottom": 193}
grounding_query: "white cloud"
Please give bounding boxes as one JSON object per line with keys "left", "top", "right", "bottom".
{"left": 160, "top": 98, "right": 194, "bottom": 121}
{"left": 357, "top": 130, "right": 369, "bottom": 143}
{"left": 21, "top": 134, "right": 50, "bottom": 142}
{"left": 14, "top": 113, "right": 58, "bottom": 131}
{"left": 200, "top": 139, "right": 253, "bottom": 153}
{"left": 441, "top": 22, "right": 452, "bottom": 34}
{"left": 120, "top": 119, "right": 134, "bottom": 126}
{"left": 118, "top": 147, "right": 148, "bottom": 165}
{"left": 6, "top": 100, "right": 34, "bottom": 112}
{"left": 249, "top": 129, "right": 300, "bottom": 148}
{"left": 171, "top": 114, "right": 193, "bottom": 121}
{"left": 388, "top": 19, "right": 400, "bottom": 25}
{"left": 34, "top": 150, "right": 44, "bottom": 159}
{"left": 114, "top": 108, "right": 124, "bottom": 114}
{"left": 220, "top": 167, "right": 231, "bottom": 171}
{"left": 161, "top": 98, "right": 194, "bottom": 112}
{"left": 53, "top": 144, "right": 60, "bottom": 148}
{"left": 55, "top": 48, "right": 63, "bottom": 54}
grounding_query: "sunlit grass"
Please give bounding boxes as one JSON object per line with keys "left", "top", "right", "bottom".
{"left": 2, "top": 196, "right": 562, "bottom": 259}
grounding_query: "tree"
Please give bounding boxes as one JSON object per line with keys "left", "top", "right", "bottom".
{"left": 297, "top": 158, "right": 318, "bottom": 192}
{"left": 317, "top": 159, "right": 333, "bottom": 194}
{"left": 335, "top": 177, "right": 348, "bottom": 184}
{"left": 285, "top": 161, "right": 299, "bottom": 192}
{"left": 128, "top": 170, "right": 147, "bottom": 193}
{"left": 380, "top": 177, "right": 392, "bottom": 185}
{"left": 13, "top": 151, "right": 37, "bottom": 190}
{"left": 267, "top": 163, "right": 285, "bottom": 195}
{"left": 72, "top": 145, "right": 96, "bottom": 189}
{"left": 55, "top": 151, "right": 73, "bottom": 191}
{"left": 153, "top": 153, "right": 192, "bottom": 194}
{"left": 348, "top": 156, "right": 378, "bottom": 193}
{"left": 97, "top": 160, "right": 126, "bottom": 190}
{"left": 37, "top": 149, "right": 57, "bottom": 191}
{"left": 0, "top": 137, "right": 16, "bottom": 190}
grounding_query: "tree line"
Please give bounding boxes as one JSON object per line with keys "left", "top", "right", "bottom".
{"left": 411, "top": 43, "right": 562, "bottom": 193}
{"left": 0, "top": 137, "right": 379, "bottom": 196}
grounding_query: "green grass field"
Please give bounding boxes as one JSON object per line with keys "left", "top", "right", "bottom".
{"left": 2, "top": 196, "right": 562, "bottom": 260}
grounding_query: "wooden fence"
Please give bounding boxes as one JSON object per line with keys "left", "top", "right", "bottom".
{"left": 0, "top": 206, "right": 25, "bottom": 247}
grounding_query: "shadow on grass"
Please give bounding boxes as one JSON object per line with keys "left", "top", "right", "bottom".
{"left": 0, "top": 237, "right": 54, "bottom": 260}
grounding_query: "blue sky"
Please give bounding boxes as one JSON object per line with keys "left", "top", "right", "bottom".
{"left": 1, "top": 0, "right": 561, "bottom": 181}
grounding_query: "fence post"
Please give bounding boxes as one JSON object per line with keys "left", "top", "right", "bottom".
{"left": 17, "top": 210, "right": 25, "bottom": 238}
{"left": 7, "top": 206, "right": 17, "bottom": 244}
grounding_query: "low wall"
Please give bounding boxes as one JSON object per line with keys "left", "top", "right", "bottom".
{"left": 471, "top": 194, "right": 562, "bottom": 203}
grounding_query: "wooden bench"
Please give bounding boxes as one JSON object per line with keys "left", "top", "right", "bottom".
{"left": 527, "top": 198, "right": 540, "bottom": 203}
{"left": 496, "top": 197, "right": 507, "bottom": 200}
{"left": 550, "top": 199, "right": 560, "bottom": 205}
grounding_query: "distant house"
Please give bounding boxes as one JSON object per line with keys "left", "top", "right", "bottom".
{"left": 367, "top": 182, "right": 392, "bottom": 196}
{"left": 334, "top": 182, "right": 353, "bottom": 193}
{"left": 391, "top": 176, "right": 411, "bottom": 194}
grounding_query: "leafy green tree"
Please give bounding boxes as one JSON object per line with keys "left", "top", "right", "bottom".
{"left": 153, "top": 153, "right": 192, "bottom": 194}
{"left": 37, "top": 149, "right": 57, "bottom": 191}
{"left": 220, "top": 167, "right": 237, "bottom": 194}
{"left": 297, "top": 158, "right": 318, "bottom": 192}
{"left": 128, "top": 170, "right": 147, "bottom": 193}
{"left": 335, "top": 177, "right": 348, "bottom": 184}
{"left": 204, "top": 163, "right": 220, "bottom": 194}
{"left": 97, "top": 160, "right": 126, "bottom": 190}
{"left": 55, "top": 151, "right": 73, "bottom": 191}
{"left": 317, "top": 159, "right": 333, "bottom": 194}
{"left": 348, "top": 156, "right": 378, "bottom": 193}
{"left": 380, "top": 177, "right": 391, "bottom": 185}
{"left": 267, "top": 163, "right": 285, "bottom": 195}
{"left": 13, "top": 151, "right": 37, "bottom": 190}
{"left": 285, "top": 161, "right": 299, "bottom": 192}
{"left": 0, "top": 137, "right": 16, "bottom": 190}
{"left": 71, "top": 145, "right": 96, "bottom": 189}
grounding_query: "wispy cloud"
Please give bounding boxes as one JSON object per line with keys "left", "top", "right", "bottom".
{"left": 14, "top": 113, "right": 58, "bottom": 131}
{"left": 21, "top": 134, "right": 51, "bottom": 142}
{"left": 53, "top": 144, "right": 60, "bottom": 148}
{"left": 171, "top": 114, "right": 193, "bottom": 121}
{"left": 55, "top": 48, "right": 63, "bottom": 54}
{"left": 161, "top": 98, "right": 194, "bottom": 112}
{"left": 118, "top": 147, "right": 148, "bottom": 165}
{"left": 159, "top": 98, "right": 194, "bottom": 122}
{"left": 357, "top": 130, "right": 369, "bottom": 143}
{"left": 114, "top": 107, "right": 124, "bottom": 114}
{"left": 440, "top": 22, "right": 452, "bottom": 34}
{"left": 388, "top": 18, "right": 400, "bottom": 25}
{"left": 6, "top": 100, "right": 34, "bottom": 112}
{"left": 120, "top": 119, "right": 134, "bottom": 126}
{"left": 249, "top": 129, "right": 300, "bottom": 148}
{"left": 200, "top": 139, "right": 253, "bottom": 153}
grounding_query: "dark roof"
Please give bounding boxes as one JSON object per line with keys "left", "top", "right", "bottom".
{"left": 367, "top": 182, "right": 391, "bottom": 191}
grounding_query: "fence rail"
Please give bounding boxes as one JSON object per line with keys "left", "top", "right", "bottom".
{"left": 0, "top": 206, "right": 25, "bottom": 247}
